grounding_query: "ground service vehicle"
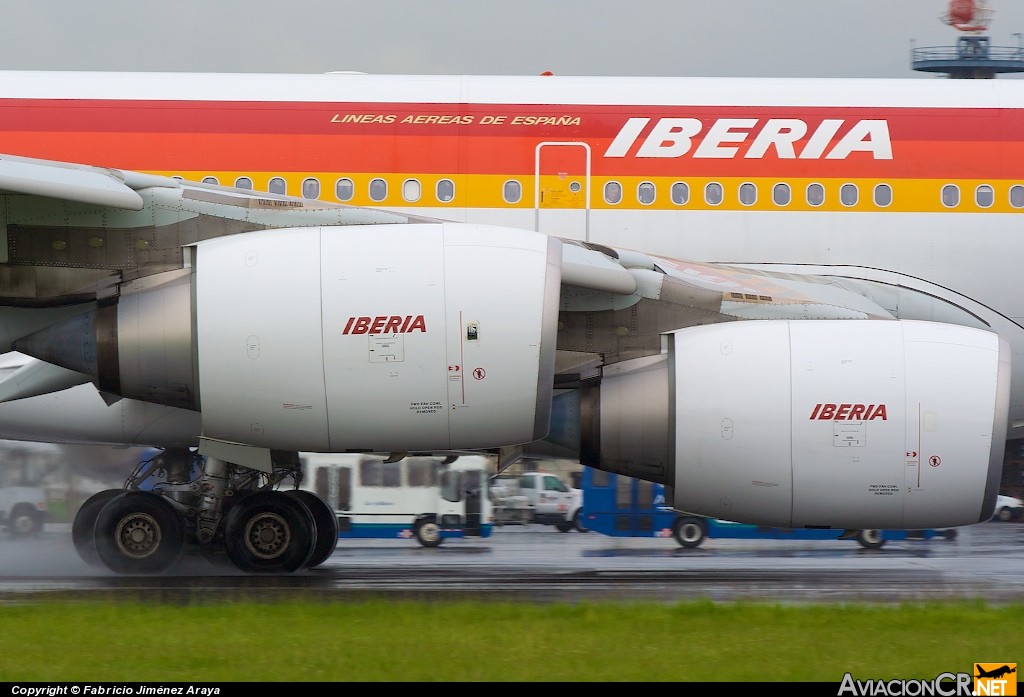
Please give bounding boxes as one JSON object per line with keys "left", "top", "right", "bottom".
{"left": 0, "top": 69, "right": 1014, "bottom": 574}
{"left": 579, "top": 468, "right": 958, "bottom": 550}
{"left": 992, "top": 494, "right": 1024, "bottom": 522}
{"left": 0, "top": 485, "right": 47, "bottom": 537}
{"left": 299, "top": 453, "right": 493, "bottom": 547}
{"left": 490, "top": 471, "right": 584, "bottom": 532}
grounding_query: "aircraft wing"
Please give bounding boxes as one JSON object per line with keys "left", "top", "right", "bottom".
{"left": 0, "top": 152, "right": 908, "bottom": 341}
{"left": 0, "top": 152, "right": 910, "bottom": 411}
{"left": 0, "top": 152, "right": 998, "bottom": 419}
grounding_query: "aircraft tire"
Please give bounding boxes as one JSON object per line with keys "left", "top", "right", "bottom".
{"left": 413, "top": 517, "right": 443, "bottom": 547}
{"left": 72, "top": 489, "right": 125, "bottom": 567}
{"left": 673, "top": 516, "right": 708, "bottom": 548}
{"left": 283, "top": 490, "right": 338, "bottom": 568}
{"left": 93, "top": 491, "right": 185, "bottom": 573}
{"left": 856, "top": 529, "right": 887, "bottom": 549}
{"left": 224, "top": 491, "right": 315, "bottom": 573}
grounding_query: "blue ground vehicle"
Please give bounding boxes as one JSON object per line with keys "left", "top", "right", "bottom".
{"left": 578, "top": 468, "right": 958, "bottom": 549}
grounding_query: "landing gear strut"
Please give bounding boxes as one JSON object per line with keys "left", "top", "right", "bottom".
{"left": 71, "top": 448, "right": 336, "bottom": 575}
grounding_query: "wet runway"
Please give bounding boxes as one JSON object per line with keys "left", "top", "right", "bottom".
{"left": 2, "top": 521, "right": 1023, "bottom": 605}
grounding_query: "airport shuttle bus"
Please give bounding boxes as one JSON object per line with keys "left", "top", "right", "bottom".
{"left": 298, "top": 453, "right": 493, "bottom": 547}
{"left": 579, "top": 468, "right": 958, "bottom": 550}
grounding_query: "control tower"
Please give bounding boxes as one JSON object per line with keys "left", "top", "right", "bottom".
{"left": 911, "top": 0, "right": 1024, "bottom": 78}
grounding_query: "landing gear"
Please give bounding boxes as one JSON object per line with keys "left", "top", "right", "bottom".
{"left": 72, "top": 488, "right": 123, "bottom": 567}
{"left": 223, "top": 491, "right": 316, "bottom": 573}
{"left": 284, "top": 489, "right": 338, "bottom": 568}
{"left": 77, "top": 448, "right": 335, "bottom": 575}
{"left": 92, "top": 491, "right": 185, "bottom": 574}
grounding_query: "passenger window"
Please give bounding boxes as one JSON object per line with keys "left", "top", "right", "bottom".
{"left": 436, "top": 179, "right": 455, "bottom": 203}
{"left": 704, "top": 182, "right": 723, "bottom": 206}
{"left": 772, "top": 183, "right": 791, "bottom": 206}
{"left": 268, "top": 177, "right": 286, "bottom": 195}
{"left": 358, "top": 458, "right": 399, "bottom": 487}
{"left": 671, "top": 182, "right": 689, "bottom": 205}
{"left": 637, "top": 480, "right": 655, "bottom": 508}
{"left": 406, "top": 458, "right": 438, "bottom": 487}
{"left": 402, "top": 179, "right": 421, "bottom": 202}
{"left": 941, "top": 184, "right": 960, "bottom": 208}
{"left": 201, "top": 176, "right": 218, "bottom": 185}
{"left": 873, "top": 183, "right": 892, "bottom": 207}
{"left": 806, "top": 183, "right": 825, "bottom": 207}
{"left": 976, "top": 184, "right": 994, "bottom": 208}
{"left": 604, "top": 181, "right": 622, "bottom": 205}
{"left": 234, "top": 177, "right": 253, "bottom": 190}
{"left": 369, "top": 178, "right": 387, "bottom": 202}
{"left": 440, "top": 469, "right": 462, "bottom": 503}
{"left": 637, "top": 181, "right": 656, "bottom": 205}
{"left": 739, "top": 182, "right": 757, "bottom": 206}
{"left": 1011, "top": 185, "right": 1024, "bottom": 208}
{"left": 314, "top": 465, "right": 352, "bottom": 512}
{"left": 301, "top": 178, "right": 320, "bottom": 199}
{"left": 503, "top": 180, "right": 522, "bottom": 204}
{"left": 615, "top": 476, "right": 631, "bottom": 508}
{"left": 336, "top": 178, "right": 354, "bottom": 202}
{"left": 840, "top": 183, "right": 858, "bottom": 207}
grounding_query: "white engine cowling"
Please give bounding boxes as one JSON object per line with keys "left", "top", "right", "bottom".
{"left": 197, "top": 223, "right": 562, "bottom": 451}
{"left": 595, "top": 320, "right": 1009, "bottom": 529}
{"left": 16, "top": 223, "right": 562, "bottom": 453}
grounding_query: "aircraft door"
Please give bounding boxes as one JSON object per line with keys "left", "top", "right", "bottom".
{"left": 463, "top": 469, "right": 483, "bottom": 535}
{"left": 615, "top": 475, "right": 660, "bottom": 536}
{"left": 535, "top": 142, "right": 591, "bottom": 241}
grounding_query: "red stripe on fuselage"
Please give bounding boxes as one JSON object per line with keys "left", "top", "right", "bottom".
{"left": 0, "top": 99, "right": 1019, "bottom": 178}
{"left": 3, "top": 132, "right": 1019, "bottom": 180}
{"left": 0, "top": 99, "right": 1014, "bottom": 138}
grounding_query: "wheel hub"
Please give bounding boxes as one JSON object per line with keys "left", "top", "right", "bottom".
{"left": 244, "top": 513, "right": 290, "bottom": 559}
{"left": 114, "top": 513, "right": 161, "bottom": 559}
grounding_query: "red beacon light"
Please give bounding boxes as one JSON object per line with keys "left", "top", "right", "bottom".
{"left": 942, "top": 0, "right": 993, "bottom": 33}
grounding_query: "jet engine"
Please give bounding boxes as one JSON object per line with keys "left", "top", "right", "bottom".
{"left": 15, "top": 223, "right": 562, "bottom": 453}
{"left": 568, "top": 319, "right": 1008, "bottom": 530}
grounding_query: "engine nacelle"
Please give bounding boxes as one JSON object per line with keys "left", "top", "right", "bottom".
{"left": 587, "top": 320, "right": 1009, "bottom": 529}
{"left": 17, "top": 223, "right": 562, "bottom": 453}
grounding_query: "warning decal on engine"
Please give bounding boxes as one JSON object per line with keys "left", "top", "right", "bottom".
{"left": 368, "top": 334, "right": 405, "bottom": 362}
{"left": 868, "top": 484, "right": 899, "bottom": 496}
{"left": 833, "top": 421, "right": 866, "bottom": 447}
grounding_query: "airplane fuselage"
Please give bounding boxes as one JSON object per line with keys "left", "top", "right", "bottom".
{"left": 0, "top": 71, "right": 1020, "bottom": 432}
{"left": 0, "top": 70, "right": 1015, "bottom": 573}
